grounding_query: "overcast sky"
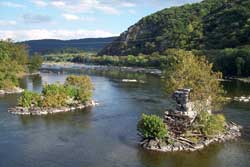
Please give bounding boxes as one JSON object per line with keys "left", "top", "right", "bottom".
{"left": 0, "top": 0, "right": 202, "bottom": 41}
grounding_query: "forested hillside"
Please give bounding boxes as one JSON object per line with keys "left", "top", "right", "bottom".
{"left": 99, "top": 0, "right": 250, "bottom": 56}
{"left": 22, "top": 37, "right": 117, "bottom": 54}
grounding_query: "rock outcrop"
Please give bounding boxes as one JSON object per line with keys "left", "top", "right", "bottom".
{"left": 8, "top": 100, "right": 98, "bottom": 115}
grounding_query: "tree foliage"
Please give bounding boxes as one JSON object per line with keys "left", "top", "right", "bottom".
{"left": 195, "top": 111, "right": 226, "bottom": 137}
{"left": 28, "top": 53, "right": 43, "bottom": 73}
{"left": 99, "top": 0, "right": 250, "bottom": 56}
{"left": 18, "top": 90, "right": 42, "bottom": 108}
{"left": 0, "top": 40, "right": 43, "bottom": 90}
{"left": 163, "top": 50, "right": 225, "bottom": 110}
{"left": 65, "top": 75, "right": 93, "bottom": 103}
{"left": 18, "top": 75, "right": 94, "bottom": 108}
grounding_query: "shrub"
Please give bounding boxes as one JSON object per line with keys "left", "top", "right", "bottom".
{"left": 137, "top": 114, "right": 168, "bottom": 140}
{"left": 42, "top": 83, "right": 66, "bottom": 96}
{"left": 41, "top": 93, "right": 68, "bottom": 108}
{"left": 64, "top": 85, "right": 78, "bottom": 99}
{"left": 18, "top": 90, "right": 42, "bottom": 108}
{"left": 41, "top": 83, "right": 68, "bottom": 107}
{"left": 65, "top": 75, "right": 93, "bottom": 103}
{"left": 196, "top": 112, "right": 226, "bottom": 137}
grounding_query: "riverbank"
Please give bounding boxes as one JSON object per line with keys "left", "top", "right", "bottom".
{"left": 0, "top": 87, "right": 24, "bottom": 95}
{"left": 140, "top": 122, "right": 241, "bottom": 152}
{"left": 41, "top": 62, "right": 162, "bottom": 76}
{"left": 8, "top": 100, "right": 97, "bottom": 115}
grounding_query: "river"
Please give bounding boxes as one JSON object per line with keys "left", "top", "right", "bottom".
{"left": 0, "top": 68, "right": 249, "bottom": 167}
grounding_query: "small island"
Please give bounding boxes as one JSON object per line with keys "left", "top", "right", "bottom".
{"left": 137, "top": 51, "right": 242, "bottom": 152}
{"left": 8, "top": 75, "right": 96, "bottom": 115}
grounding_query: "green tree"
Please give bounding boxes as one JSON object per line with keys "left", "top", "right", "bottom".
{"left": 163, "top": 50, "right": 225, "bottom": 111}
{"left": 28, "top": 53, "right": 43, "bottom": 73}
{"left": 235, "top": 57, "right": 245, "bottom": 76}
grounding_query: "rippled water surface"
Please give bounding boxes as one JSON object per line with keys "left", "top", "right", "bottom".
{"left": 0, "top": 69, "right": 249, "bottom": 167}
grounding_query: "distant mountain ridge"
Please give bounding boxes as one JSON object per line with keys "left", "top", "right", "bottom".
{"left": 99, "top": 0, "right": 250, "bottom": 56}
{"left": 21, "top": 37, "right": 117, "bottom": 54}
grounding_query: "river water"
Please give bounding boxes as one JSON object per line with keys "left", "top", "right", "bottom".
{"left": 0, "top": 69, "right": 249, "bottom": 167}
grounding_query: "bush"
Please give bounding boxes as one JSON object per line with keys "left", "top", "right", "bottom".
{"left": 18, "top": 90, "right": 42, "bottom": 108}
{"left": 196, "top": 112, "right": 226, "bottom": 137}
{"left": 41, "top": 83, "right": 68, "bottom": 107}
{"left": 65, "top": 75, "right": 93, "bottom": 103}
{"left": 41, "top": 93, "right": 68, "bottom": 108}
{"left": 137, "top": 114, "right": 168, "bottom": 140}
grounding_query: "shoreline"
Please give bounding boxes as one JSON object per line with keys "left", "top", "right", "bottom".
{"left": 140, "top": 122, "right": 242, "bottom": 152}
{"left": 8, "top": 100, "right": 97, "bottom": 115}
{"left": 0, "top": 87, "right": 24, "bottom": 95}
{"left": 41, "top": 62, "right": 162, "bottom": 76}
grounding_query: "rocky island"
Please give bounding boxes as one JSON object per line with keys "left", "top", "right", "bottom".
{"left": 8, "top": 75, "right": 96, "bottom": 115}
{"left": 137, "top": 52, "right": 242, "bottom": 152}
{"left": 139, "top": 89, "right": 241, "bottom": 152}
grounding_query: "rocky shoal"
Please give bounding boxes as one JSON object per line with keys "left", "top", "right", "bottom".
{"left": 0, "top": 87, "right": 24, "bottom": 95}
{"left": 140, "top": 122, "right": 242, "bottom": 152}
{"left": 8, "top": 100, "right": 98, "bottom": 115}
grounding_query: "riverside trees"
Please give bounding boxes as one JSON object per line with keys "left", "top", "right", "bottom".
{"left": 0, "top": 40, "right": 43, "bottom": 91}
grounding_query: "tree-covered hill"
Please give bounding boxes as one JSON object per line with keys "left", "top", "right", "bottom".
{"left": 99, "top": 0, "right": 250, "bottom": 56}
{"left": 21, "top": 37, "right": 117, "bottom": 54}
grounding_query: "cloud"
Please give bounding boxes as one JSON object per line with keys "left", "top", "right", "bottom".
{"left": 50, "top": 0, "right": 120, "bottom": 15}
{"left": 62, "top": 14, "right": 80, "bottom": 21}
{"left": 0, "top": 29, "right": 118, "bottom": 41}
{"left": 121, "top": 2, "right": 136, "bottom": 7}
{"left": 31, "top": 0, "right": 48, "bottom": 7}
{"left": 22, "top": 13, "right": 51, "bottom": 24}
{"left": 62, "top": 13, "right": 96, "bottom": 22}
{"left": 0, "top": 20, "right": 17, "bottom": 26}
{"left": 0, "top": 1, "right": 25, "bottom": 8}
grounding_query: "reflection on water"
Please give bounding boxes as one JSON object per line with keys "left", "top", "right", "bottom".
{"left": 0, "top": 69, "right": 249, "bottom": 167}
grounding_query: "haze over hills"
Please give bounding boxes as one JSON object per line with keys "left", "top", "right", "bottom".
{"left": 99, "top": 0, "right": 250, "bottom": 56}
{"left": 21, "top": 37, "right": 117, "bottom": 54}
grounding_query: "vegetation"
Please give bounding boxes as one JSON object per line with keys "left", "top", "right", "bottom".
{"left": 99, "top": 0, "right": 250, "bottom": 56}
{"left": 0, "top": 40, "right": 43, "bottom": 91}
{"left": 28, "top": 53, "right": 43, "bottom": 73}
{"left": 18, "top": 75, "right": 93, "bottom": 108}
{"left": 18, "top": 90, "right": 42, "bottom": 108}
{"left": 21, "top": 37, "right": 116, "bottom": 54}
{"left": 163, "top": 50, "right": 225, "bottom": 111}
{"left": 137, "top": 114, "right": 168, "bottom": 140}
{"left": 195, "top": 112, "right": 226, "bottom": 137}
{"left": 65, "top": 75, "right": 93, "bottom": 103}
{"left": 47, "top": 47, "right": 250, "bottom": 77}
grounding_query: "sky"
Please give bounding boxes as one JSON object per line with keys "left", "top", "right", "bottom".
{"left": 0, "top": 0, "right": 202, "bottom": 41}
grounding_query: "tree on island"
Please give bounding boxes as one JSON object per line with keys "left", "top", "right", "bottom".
{"left": 137, "top": 51, "right": 233, "bottom": 149}
{"left": 163, "top": 49, "right": 226, "bottom": 111}
{"left": 18, "top": 75, "right": 94, "bottom": 109}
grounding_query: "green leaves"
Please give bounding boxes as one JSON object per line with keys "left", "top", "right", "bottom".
{"left": 137, "top": 114, "right": 168, "bottom": 140}
{"left": 196, "top": 112, "right": 226, "bottom": 137}
{"left": 163, "top": 50, "right": 226, "bottom": 111}
{"left": 18, "top": 75, "right": 94, "bottom": 108}
{"left": 18, "top": 90, "right": 42, "bottom": 108}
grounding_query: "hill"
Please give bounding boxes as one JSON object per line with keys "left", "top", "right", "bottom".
{"left": 21, "top": 37, "right": 117, "bottom": 54}
{"left": 99, "top": 0, "right": 250, "bottom": 56}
